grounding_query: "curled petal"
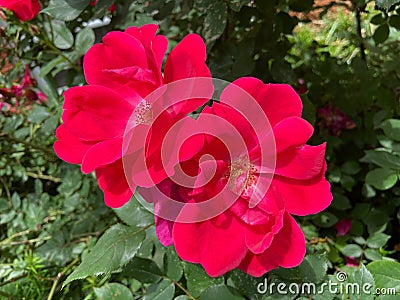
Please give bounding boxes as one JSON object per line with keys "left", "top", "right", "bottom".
{"left": 53, "top": 124, "right": 95, "bottom": 164}
{"left": 275, "top": 144, "right": 326, "bottom": 180}
{"left": 81, "top": 138, "right": 123, "bottom": 174}
{"left": 96, "top": 159, "right": 134, "bottom": 208}
{"left": 258, "top": 84, "right": 303, "bottom": 126}
{"left": 273, "top": 117, "right": 314, "bottom": 153}
{"left": 164, "top": 34, "right": 211, "bottom": 83}
{"left": 239, "top": 213, "right": 305, "bottom": 277}
{"left": 273, "top": 164, "right": 332, "bottom": 216}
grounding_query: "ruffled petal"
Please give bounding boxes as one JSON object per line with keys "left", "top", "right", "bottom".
{"left": 155, "top": 216, "right": 174, "bottom": 246}
{"left": 272, "top": 164, "right": 332, "bottom": 216}
{"left": 273, "top": 117, "right": 314, "bottom": 153}
{"left": 83, "top": 31, "right": 150, "bottom": 101}
{"left": 53, "top": 124, "right": 96, "bottom": 164}
{"left": 238, "top": 213, "right": 305, "bottom": 277}
{"left": 62, "top": 85, "right": 134, "bottom": 141}
{"left": 275, "top": 144, "right": 326, "bottom": 180}
{"left": 81, "top": 138, "right": 123, "bottom": 174}
{"left": 96, "top": 159, "right": 134, "bottom": 208}
{"left": 164, "top": 34, "right": 211, "bottom": 83}
{"left": 173, "top": 210, "right": 247, "bottom": 277}
{"left": 258, "top": 84, "right": 303, "bottom": 126}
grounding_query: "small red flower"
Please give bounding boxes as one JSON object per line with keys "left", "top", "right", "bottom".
{"left": 0, "top": 0, "right": 40, "bottom": 21}
{"left": 335, "top": 219, "right": 352, "bottom": 236}
{"left": 318, "top": 104, "right": 356, "bottom": 136}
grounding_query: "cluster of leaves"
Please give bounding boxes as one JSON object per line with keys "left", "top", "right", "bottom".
{"left": 1, "top": 0, "right": 400, "bottom": 299}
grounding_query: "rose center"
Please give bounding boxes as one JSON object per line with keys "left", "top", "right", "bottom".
{"left": 133, "top": 100, "right": 152, "bottom": 125}
{"left": 226, "top": 156, "right": 257, "bottom": 198}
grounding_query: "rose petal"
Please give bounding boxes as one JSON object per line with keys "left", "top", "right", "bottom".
{"left": 258, "top": 84, "right": 303, "bottom": 126}
{"left": 238, "top": 213, "right": 305, "bottom": 277}
{"left": 272, "top": 165, "right": 332, "bottom": 216}
{"left": 62, "top": 85, "right": 134, "bottom": 141}
{"left": 164, "top": 34, "right": 211, "bottom": 83}
{"left": 53, "top": 124, "right": 96, "bottom": 164}
{"left": 173, "top": 210, "right": 247, "bottom": 277}
{"left": 96, "top": 159, "right": 134, "bottom": 208}
{"left": 81, "top": 138, "right": 123, "bottom": 174}
{"left": 275, "top": 144, "right": 326, "bottom": 180}
{"left": 273, "top": 117, "right": 314, "bottom": 153}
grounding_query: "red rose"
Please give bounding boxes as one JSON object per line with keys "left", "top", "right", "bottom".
{"left": 0, "top": 0, "right": 40, "bottom": 21}
{"left": 139, "top": 78, "right": 332, "bottom": 276}
{"left": 54, "top": 25, "right": 211, "bottom": 207}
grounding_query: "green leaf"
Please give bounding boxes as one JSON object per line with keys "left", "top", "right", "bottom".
{"left": 40, "top": 56, "right": 64, "bottom": 77}
{"left": 228, "top": 269, "right": 260, "bottom": 298}
{"left": 0, "top": 198, "right": 9, "bottom": 212}
{"left": 341, "top": 244, "right": 363, "bottom": 258}
{"left": 299, "top": 254, "right": 328, "bottom": 284}
{"left": 121, "top": 257, "right": 162, "bottom": 283}
{"left": 375, "top": 0, "right": 400, "bottom": 10}
{"left": 373, "top": 24, "right": 390, "bottom": 45}
{"left": 341, "top": 161, "right": 362, "bottom": 175}
{"left": 364, "top": 249, "right": 383, "bottom": 261}
{"left": 76, "top": 27, "right": 95, "bottom": 55}
{"left": 143, "top": 278, "right": 175, "bottom": 300}
{"left": 183, "top": 262, "right": 224, "bottom": 297}
{"left": 380, "top": 119, "right": 400, "bottom": 142}
{"left": 199, "top": 285, "right": 245, "bottom": 300}
{"left": 367, "top": 260, "right": 400, "bottom": 297}
{"left": 202, "top": 1, "right": 227, "bottom": 45}
{"left": 331, "top": 192, "right": 352, "bottom": 210}
{"left": 42, "top": 0, "right": 90, "bottom": 21}
{"left": 27, "top": 106, "right": 50, "bottom": 124}
{"left": 113, "top": 195, "right": 154, "bottom": 227}
{"left": 367, "top": 232, "right": 391, "bottom": 248}
{"left": 347, "top": 265, "right": 375, "bottom": 300}
{"left": 389, "top": 15, "right": 400, "bottom": 30}
{"left": 164, "top": 247, "right": 183, "bottom": 281}
{"left": 94, "top": 283, "right": 134, "bottom": 300}
{"left": 48, "top": 21, "right": 74, "bottom": 50}
{"left": 11, "top": 192, "right": 21, "bottom": 209}
{"left": 313, "top": 212, "right": 338, "bottom": 228}
{"left": 63, "top": 224, "right": 146, "bottom": 286}
{"left": 365, "top": 168, "right": 398, "bottom": 190}
{"left": 361, "top": 150, "right": 400, "bottom": 170}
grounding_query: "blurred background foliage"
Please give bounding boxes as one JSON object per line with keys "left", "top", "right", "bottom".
{"left": 1, "top": 0, "right": 400, "bottom": 299}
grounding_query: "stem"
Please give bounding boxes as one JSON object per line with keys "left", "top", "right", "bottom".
{"left": 0, "top": 133, "right": 56, "bottom": 157}
{"left": 355, "top": 6, "right": 366, "bottom": 61}
{"left": 26, "top": 172, "right": 61, "bottom": 183}
{"left": 0, "top": 273, "right": 28, "bottom": 288}
{"left": 46, "top": 257, "right": 80, "bottom": 300}
{"left": 162, "top": 275, "right": 196, "bottom": 300}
